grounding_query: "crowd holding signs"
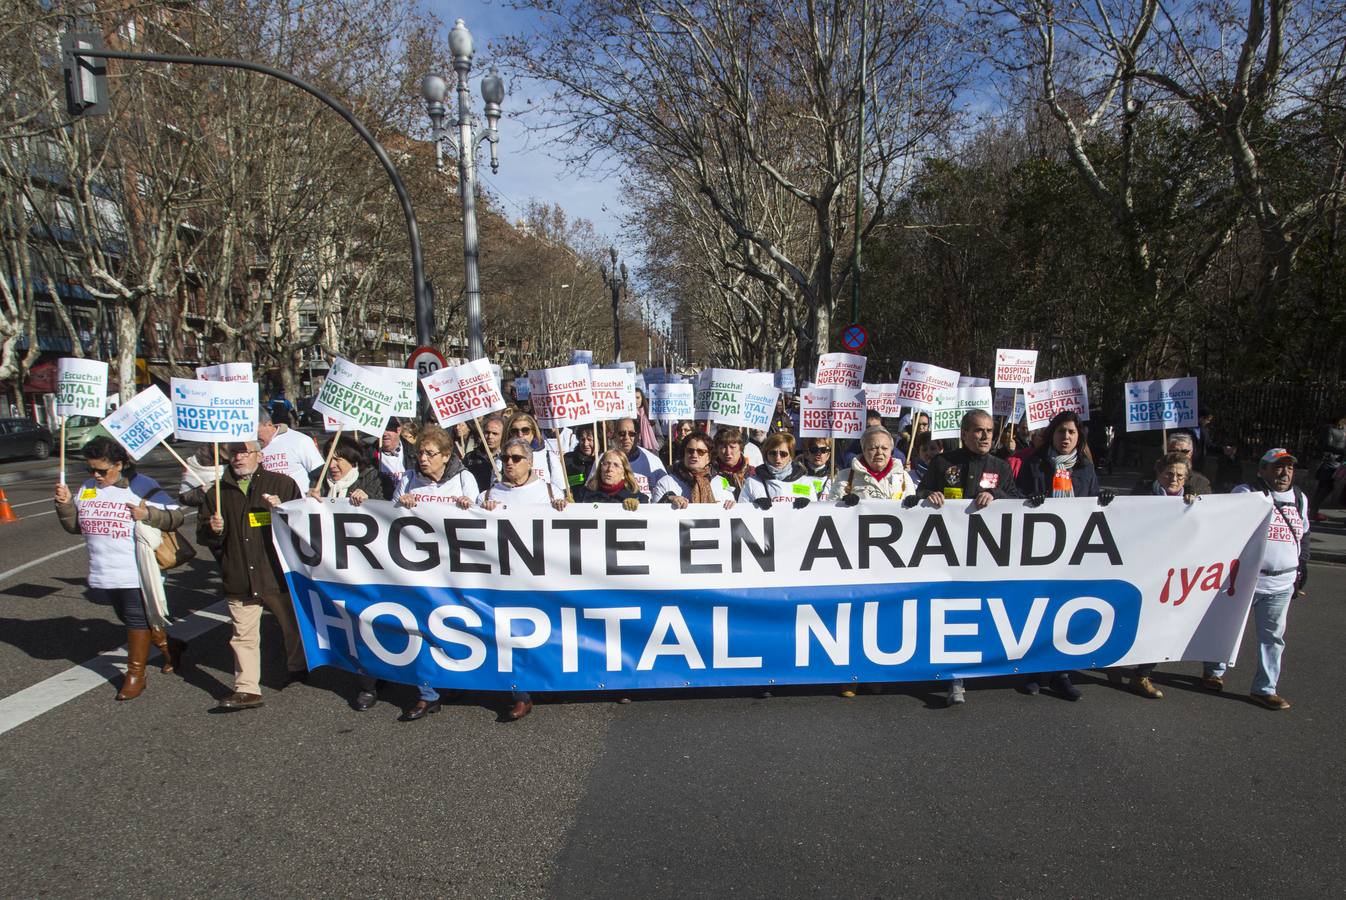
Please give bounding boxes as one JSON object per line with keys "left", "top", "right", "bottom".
{"left": 50, "top": 342, "right": 1304, "bottom": 718}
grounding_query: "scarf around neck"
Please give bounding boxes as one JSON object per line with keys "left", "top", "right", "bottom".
{"left": 327, "top": 466, "right": 360, "bottom": 498}
{"left": 678, "top": 464, "right": 717, "bottom": 504}
{"left": 861, "top": 457, "right": 895, "bottom": 482}
{"left": 598, "top": 479, "right": 625, "bottom": 496}
{"left": 1048, "top": 448, "right": 1077, "bottom": 498}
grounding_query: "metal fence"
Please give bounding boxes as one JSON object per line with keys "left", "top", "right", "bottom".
{"left": 1202, "top": 380, "right": 1344, "bottom": 460}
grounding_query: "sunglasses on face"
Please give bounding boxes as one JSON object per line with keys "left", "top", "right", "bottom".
{"left": 685, "top": 447, "right": 709, "bottom": 457}
{"left": 807, "top": 446, "right": 830, "bottom": 454}
{"left": 503, "top": 454, "right": 530, "bottom": 464}
{"left": 88, "top": 465, "right": 113, "bottom": 475}
{"left": 511, "top": 427, "right": 533, "bottom": 436}
{"left": 418, "top": 449, "right": 443, "bottom": 458}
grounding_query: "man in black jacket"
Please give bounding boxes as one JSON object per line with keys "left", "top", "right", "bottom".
{"left": 912, "top": 410, "right": 1023, "bottom": 707}
{"left": 198, "top": 441, "right": 303, "bottom": 710}
{"left": 915, "top": 410, "right": 1023, "bottom": 509}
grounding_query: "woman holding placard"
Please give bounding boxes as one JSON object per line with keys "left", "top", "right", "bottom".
{"left": 653, "top": 433, "right": 736, "bottom": 508}
{"left": 53, "top": 436, "right": 187, "bottom": 701}
{"left": 311, "top": 437, "right": 383, "bottom": 505}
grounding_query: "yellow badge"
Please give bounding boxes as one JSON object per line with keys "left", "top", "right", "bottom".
{"left": 248, "top": 511, "right": 272, "bottom": 527}
{"left": 944, "top": 487, "right": 965, "bottom": 500}
{"left": 792, "top": 483, "right": 811, "bottom": 496}
{"left": 79, "top": 488, "right": 98, "bottom": 500}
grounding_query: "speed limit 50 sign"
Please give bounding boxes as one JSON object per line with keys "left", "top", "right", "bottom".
{"left": 407, "top": 346, "right": 448, "bottom": 379}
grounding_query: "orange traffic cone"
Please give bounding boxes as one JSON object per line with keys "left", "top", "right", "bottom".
{"left": 0, "top": 488, "right": 17, "bottom": 524}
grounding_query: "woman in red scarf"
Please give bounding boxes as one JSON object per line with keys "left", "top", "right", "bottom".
{"left": 575, "top": 450, "right": 648, "bottom": 509}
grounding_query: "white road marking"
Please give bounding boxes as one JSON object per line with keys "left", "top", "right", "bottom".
{"left": 0, "top": 600, "right": 230, "bottom": 737}
{"left": 0, "top": 544, "right": 86, "bottom": 584}
{"left": 10, "top": 499, "right": 53, "bottom": 509}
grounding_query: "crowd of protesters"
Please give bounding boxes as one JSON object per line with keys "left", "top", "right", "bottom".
{"left": 54, "top": 388, "right": 1327, "bottom": 721}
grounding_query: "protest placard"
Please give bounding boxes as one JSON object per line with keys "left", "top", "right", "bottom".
{"left": 993, "top": 387, "right": 1023, "bottom": 421}
{"left": 775, "top": 369, "right": 796, "bottom": 393}
{"left": 931, "top": 386, "right": 993, "bottom": 439}
{"left": 102, "top": 386, "right": 175, "bottom": 460}
{"left": 867, "top": 383, "right": 902, "bottom": 418}
{"left": 513, "top": 377, "right": 531, "bottom": 401}
{"left": 644, "top": 367, "right": 666, "bottom": 386}
{"left": 995, "top": 349, "right": 1038, "bottom": 388}
{"left": 815, "top": 353, "right": 866, "bottom": 389}
{"left": 312, "top": 357, "right": 398, "bottom": 437}
{"left": 570, "top": 350, "right": 594, "bottom": 367}
{"left": 528, "top": 364, "right": 595, "bottom": 429}
{"left": 649, "top": 383, "right": 694, "bottom": 422}
{"left": 722, "top": 386, "right": 780, "bottom": 432}
{"left": 694, "top": 369, "right": 750, "bottom": 421}
{"left": 366, "top": 366, "right": 418, "bottom": 419}
{"left": 171, "top": 378, "right": 258, "bottom": 441}
{"left": 896, "top": 361, "right": 960, "bottom": 408}
{"left": 420, "top": 358, "right": 506, "bottom": 428}
{"left": 1125, "top": 377, "right": 1199, "bottom": 432}
{"left": 799, "top": 387, "right": 866, "bottom": 439}
{"left": 1025, "top": 375, "right": 1090, "bottom": 430}
{"left": 55, "top": 358, "right": 108, "bottom": 418}
{"left": 195, "top": 362, "right": 254, "bottom": 383}
{"left": 590, "top": 369, "right": 637, "bottom": 420}
{"left": 958, "top": 376, "right": 990, "bottom": 388}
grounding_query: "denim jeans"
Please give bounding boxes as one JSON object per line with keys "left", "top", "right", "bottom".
{"left": 1205, "top": 588, "right": 1293, "bottom": 695}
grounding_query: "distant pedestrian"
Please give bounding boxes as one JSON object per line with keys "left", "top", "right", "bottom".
{"left": 1202, "top": 448, "right": 1308, "bottom": 710}
{"left": 1309, "top": 414, "right": 1345, "bottom": 522}
{"left": 1165, "top": 432, "right": 1212, "bottom": 495}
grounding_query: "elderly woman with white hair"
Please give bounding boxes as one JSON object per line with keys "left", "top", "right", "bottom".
{"left": 827, "top": 426, "right": 918, "bottom": 504}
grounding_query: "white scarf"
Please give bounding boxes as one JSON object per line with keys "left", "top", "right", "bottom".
{"left": 326, "top": 466, "right": 361, "bottom": 499}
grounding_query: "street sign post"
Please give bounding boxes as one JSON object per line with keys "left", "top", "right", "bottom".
{"left": 407, "top": 346, "right": 448, "bottom": 380}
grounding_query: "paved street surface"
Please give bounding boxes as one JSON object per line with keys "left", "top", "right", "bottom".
{"left": 2, "top": 449, "right": 1344, "bottom": 898}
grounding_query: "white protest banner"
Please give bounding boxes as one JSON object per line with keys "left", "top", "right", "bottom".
{"left": 722, "top": 386, "right": 780, "bottom": 432}
{"left": 799, "top": 387, "right": 866, "bottom": 439}
{"left": 420, "top": 358, "right": 506, "bottom": 428}
{"left": 55, "top": 358, "right": 108, "bottom": 418}
{"left": 1126, "top": 377, "right": 1199, "bottom": 433}
{"left": 815, "top": 353, "right": 867, "bottom": 389}
{"left": 958, "top": 376, "right": 990, "bottom": 388}
{"left": 170, "top": 378, "right": 258, "bottom": 441}
{"left": 635, "top": 374, "right": 647, "bottom": 395}
{"left": 869, "top": 384, "right": 902, "bottom": 418}
{"left": 514, "top": 377, "right": 532, "bottom": 401}
{"left": 1025, "top": 375, "right": 1090, "bottom": 430}
{"left": 366, "top": 366, "right": 418, "bottom": 419}
{"left": 570, "top": 350, "right": 594, "bottom": 367}
{"left": 995, "top": 349, "right": 1038, "bottom": 388}
{"left": 993, "top": 388, "right": 1023, "bottom": 421}
{"left": 275, "top": 495, "right": 1275, "bottom": 692}
{"left": 590, "top": 369, "right": 637, "bottom": 420}
{"left": 694, "top": 368, "right": 750, "bottom": 422}
{"left": 529, "top": 364, "right": 595, "bottom": 429}
{"left": 102, "top": 386, "right": 175, "bottom": 460}
{"left": 312, "top": 357, "right": 398, "bottom": 437}
{"left": 931, "top": 386, "right": 993, "bottom": 439}
{"left": 775, "top": 369, "right": 796, "bottom": 393}
{"left": 195, "top": 362, "right": 254, "bottom": 383}
{"left": 896, "top": 361, "right": 960, "bottom": 410}
{"left": 644, "top": 367, "right": 666, "bottom": 386}
{"left": 649, "top": 383, "right": 694, "bottom": 421}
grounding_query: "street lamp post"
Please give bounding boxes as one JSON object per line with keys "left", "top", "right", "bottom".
{"left": 421, "top": 19, "right": 504, "bottom": 361}
{"left": 601, "top": 247, "right": 628, "bottom": 363}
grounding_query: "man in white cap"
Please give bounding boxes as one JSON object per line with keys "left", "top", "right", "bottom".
{"left": 1202, "top": 448, "right": 1308, "bottom": 710}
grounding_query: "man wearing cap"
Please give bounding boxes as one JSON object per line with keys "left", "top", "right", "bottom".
{"left": 258, "top": 410, "right": 324, "bottom": 495}
{"left": 1202, "top": 448, "right": 1309, "bottom": 710}
{"left": 197, "top": 441, "right": 305, "bottom": 710}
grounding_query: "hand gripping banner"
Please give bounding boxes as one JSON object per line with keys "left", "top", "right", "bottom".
{"left": 272, "top": 495, "right": 1273, "bottom": 693}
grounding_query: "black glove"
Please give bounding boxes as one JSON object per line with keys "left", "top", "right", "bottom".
{"left": 753, "top": 497, "right": 772, "bottom": 510}
{"left": 1098, "top": 489, "right": 1115, "bottom": 507}
{"left": 1026, "top": 494, "right": 1046, "bottom": 508}
{"left": 901, "top": 495, "right": 919, "bottom": 509}
{"left": 841, "top": 492, "right": 861, "bottom": 507}
{"left": 1296, "top": 563, "right": 1309, "bottom": 596}
{"left": 792, "top": 497, "right": 810, "bottom": 509}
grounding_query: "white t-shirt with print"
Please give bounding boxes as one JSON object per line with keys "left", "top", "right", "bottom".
{"left": 475, "top": 478, "right": 556, "bottom": 508}
{"left": 1233, "top": 483, "right": 1308, "bottom": 594}
{"left": 75, "top": 474, "right": 174, "bottom": 589}
{"left": 261, "top": 428, "right": 324, "bottom": 495}
{"left": 392, "top": 469, "right": 480, "bottom": 506}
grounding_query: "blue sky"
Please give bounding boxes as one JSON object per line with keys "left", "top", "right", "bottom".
{"left": 424, "top": 0, "right": 631, "bottom": 251}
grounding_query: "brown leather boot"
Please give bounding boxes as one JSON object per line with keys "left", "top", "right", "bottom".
{"left": 149, "top": 627, "right": 186, "bottom": 674}
{"left": 117, "top": 629, "right": 151, "bottom": 700}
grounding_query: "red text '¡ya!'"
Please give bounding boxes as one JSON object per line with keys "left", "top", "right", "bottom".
{"left": 1158, "top": 558, "right": 1241, "bottom": 606}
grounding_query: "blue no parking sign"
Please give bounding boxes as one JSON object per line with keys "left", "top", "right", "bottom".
{"left": 841, "top": 324, "right": 868, "bottom": 353}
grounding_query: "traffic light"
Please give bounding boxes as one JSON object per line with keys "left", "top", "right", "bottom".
{"left": 60, "top": 32, "right": 109, "bottom": 117}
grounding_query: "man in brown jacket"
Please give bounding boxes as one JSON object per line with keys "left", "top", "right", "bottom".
{"left": 197, "top": 440, "right": 303, "bottom": 709}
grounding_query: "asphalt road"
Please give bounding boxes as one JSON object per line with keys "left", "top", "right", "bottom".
{"left": 1, "top": 450, "right": 1344, "bottom": 898}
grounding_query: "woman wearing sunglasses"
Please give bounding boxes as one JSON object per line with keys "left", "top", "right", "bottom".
{"left": 53, "top": 436, "right": 186, "bottom": 701}
{"left": 504, "top": 412, "right": 569, "bottom": 498}
{"left": 740, "top": 432, "right": 817, "bottom": 508}
{"left": 390, "top": 425, "right": 478, "bottom": 511}
{"left": 794, "top": 438, "right": 835, "bottom": 499}
{"left": 475, "top": 438, "right": 567, "bottom": 721}
{"left": 653, "top": 433, "right": 736, "bottom": 509}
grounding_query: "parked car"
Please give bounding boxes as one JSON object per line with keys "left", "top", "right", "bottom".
{"left": 62, "top": 415, "right": 110, "bottom": 452}
{"left": 0, "top": 418, "right": 54, "bottom": 461}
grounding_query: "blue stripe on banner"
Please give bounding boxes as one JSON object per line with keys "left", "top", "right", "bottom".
{"left": 286, "top": 573, "right": 1141, "bottom": 691}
